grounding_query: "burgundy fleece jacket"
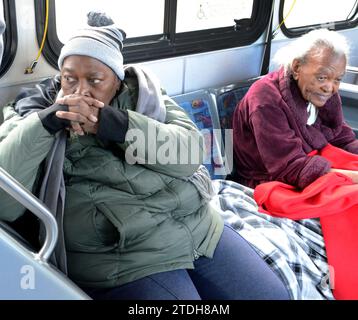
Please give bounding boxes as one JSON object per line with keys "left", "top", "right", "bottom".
{"left": 232, "top": 68, "right": 358, "bottom": 189}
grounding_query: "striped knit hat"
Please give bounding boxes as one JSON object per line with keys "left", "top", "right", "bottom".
{"left": 58, "top": 12, "right": 126, "bottom": 80}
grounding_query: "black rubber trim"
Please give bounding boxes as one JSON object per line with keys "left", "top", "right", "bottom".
{"left": 0, "top": 0, "right": 18, "bottom": 78}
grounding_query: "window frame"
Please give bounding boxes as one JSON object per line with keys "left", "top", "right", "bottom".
{"left": 279, "top": 0, "right": 358, "bottom": 38}
{"left": 0, "top": 0, "right": 17, "bottom": 78}
{"left": 35, "top": 0, "right": 273, "bottom": 69}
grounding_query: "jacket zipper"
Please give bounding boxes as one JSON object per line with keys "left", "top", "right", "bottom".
{"left": 180, "top": 221, "right": 201, "bottom": 260}
{"left": 165, "top": 185, "right": 201, "bottom": 260}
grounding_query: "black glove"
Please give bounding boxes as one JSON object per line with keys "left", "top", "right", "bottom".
{"left": 97, "top": 106, "right": 129, "bottom": 143}
{"left": 38, "top": 104, "right": 70, "bottom": 135}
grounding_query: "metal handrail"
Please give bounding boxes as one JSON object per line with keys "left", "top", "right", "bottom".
{"left": 346, "top": 66, "right": 358, "bottom": 74}
{"left": 0, "top": 167, "right": 58, "bottom": 262}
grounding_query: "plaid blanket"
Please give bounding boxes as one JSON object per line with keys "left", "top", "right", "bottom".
{"left": 210, "top": 179, "right": 334, "bottom": 300}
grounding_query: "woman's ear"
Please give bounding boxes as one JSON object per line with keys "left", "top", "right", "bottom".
{"left": 291, "top": 59, "right": 301, "bottom": 80}
{"left": 116, "top": 78, "right": 121, "bottom": 92}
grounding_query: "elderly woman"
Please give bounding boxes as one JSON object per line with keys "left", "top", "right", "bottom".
{"left": 230, "top": 29, "right": 358, "bottom": 300}
{"left": 0, "top": 12, "right": 289, "bottom": 300}
{"left": 232, "top": 29, "right": 358, "bottom": 189}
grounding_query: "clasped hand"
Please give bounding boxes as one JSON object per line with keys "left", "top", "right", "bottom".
{"left": 55, "top": 94, "right": 104, "bottom": 135}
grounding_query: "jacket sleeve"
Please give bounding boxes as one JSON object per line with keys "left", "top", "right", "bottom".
{"left": 14, "top": 76, "right": 61, "bottom": 116}
{"left": 119, "top": 95, "right": 205, "bottom": 178}
{"left": 0, "top": 105, "right": 55, "bottom": 222}
{"left": 328, "top": 121, "right": 358, "bottom": 154}
{"left": 250, "top": 105, "right": 331, "bottom": 189}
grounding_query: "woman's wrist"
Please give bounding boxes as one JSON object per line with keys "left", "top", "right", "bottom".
{"left": 329, "top": 168, "right": 358, "bottom": 183}
{"left": 97, "top": 106, "right": 129, "bottom": 143}
{"left": 38, "top": 103, "right": 70, "bottom": 134}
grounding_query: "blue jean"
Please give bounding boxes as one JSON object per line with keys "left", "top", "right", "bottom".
{"left": 84, "top": 225, "right": 290, "bottom": 300}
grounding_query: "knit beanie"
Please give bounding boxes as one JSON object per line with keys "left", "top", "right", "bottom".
{"left": 58, "top": 11, "right": 126, "bottom": 80}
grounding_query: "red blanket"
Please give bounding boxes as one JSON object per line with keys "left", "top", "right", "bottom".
{"left": 254, "top": 144, "right": 358, "bottom": 300}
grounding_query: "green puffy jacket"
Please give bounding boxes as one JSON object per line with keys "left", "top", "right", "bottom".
{"left": 0, "top": 73, "right": 223, "bottom": 288}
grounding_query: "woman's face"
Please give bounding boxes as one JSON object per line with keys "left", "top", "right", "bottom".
{"left": 61, "top": 55, "right": 121, "bottom": 105}
{"left": 291, "top": 48, "right": 346, "bottom": 107}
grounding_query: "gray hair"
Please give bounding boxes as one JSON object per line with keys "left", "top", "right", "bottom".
{"left": 273, "top": 29, "right": 349, "bottom": 74}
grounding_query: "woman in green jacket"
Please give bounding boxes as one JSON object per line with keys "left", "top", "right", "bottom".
{"left": 0, "top": 12, "right": 289, "bottom": 300}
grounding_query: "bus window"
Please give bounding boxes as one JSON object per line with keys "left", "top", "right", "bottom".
{"left": 279, "top": 0, "right": 358, "bottom": 37}
{"left": 176, "top": 0, "right": 253, "bottom": 32}
{"left": 0, "top": 0, "right": 17, "bottom": 78}
{"left": 0, "top": 1, "right": 4, "bottom": 63}
{"left": 36, "top": 0, "right": 272, "bottom": 67}
{"left": 55, "top": 0, "right": 165, "bottom": 42}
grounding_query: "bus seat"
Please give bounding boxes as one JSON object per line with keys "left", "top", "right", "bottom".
{"left": 171, "top": 77, "right": 262, "bottom": 180}
{"left": 0, "top": 168, "right": 90, "bottom": 300}
{"left": 208, "top": 77, "right": 262, "bottom": 180}
{"left": 340, "top": 81, "right": 358, "bottom": 138}
{"left": 172, "top": 90, "right": 227, "bottom": 179}
{"left": 209, "top": 76, "right": 262, "bottom": 135}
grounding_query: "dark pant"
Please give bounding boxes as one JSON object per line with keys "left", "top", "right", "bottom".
{"left": 84, "top": 225, "right": 290, "bottom": 300}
